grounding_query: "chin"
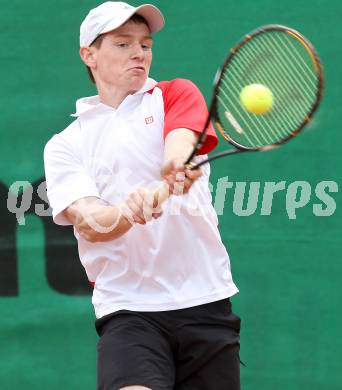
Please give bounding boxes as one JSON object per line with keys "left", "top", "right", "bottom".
{"left": 129, "top": 77, "right": 147, "bottom": 93}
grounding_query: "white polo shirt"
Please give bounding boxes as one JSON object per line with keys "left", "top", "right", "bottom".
{"left": 44, "top": 78, "right": 238, "bottom": 318}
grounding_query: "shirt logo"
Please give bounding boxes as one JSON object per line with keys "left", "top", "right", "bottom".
{"left": 145, "top": 116, "right": 154, "bottom": 125}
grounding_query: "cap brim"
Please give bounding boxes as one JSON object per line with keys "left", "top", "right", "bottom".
{"left": 135, "top": 4, "right": 165, "bottom": 33}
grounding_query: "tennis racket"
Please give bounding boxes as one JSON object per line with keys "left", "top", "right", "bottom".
{"left": 186, "top": 23, "right": 323, "bottom": 169}
{"left": 154, "top": 24, "right": 323, "bottom": 205}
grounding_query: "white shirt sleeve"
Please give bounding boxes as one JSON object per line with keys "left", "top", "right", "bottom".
{"left": 44, "top": 129, "right": 100, "bottom": 226}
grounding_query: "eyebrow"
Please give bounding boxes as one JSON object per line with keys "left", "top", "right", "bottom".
{"left": 112, "top": 34, "right": 153, "bottom": 40}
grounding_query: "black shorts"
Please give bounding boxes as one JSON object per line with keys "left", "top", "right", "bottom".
{"left": 95, "top": 298, "right": 241, "bottom": 390}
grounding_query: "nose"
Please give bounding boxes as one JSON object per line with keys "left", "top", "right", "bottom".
{"left": 131, "top": 44, "right": 145, "bottom": 61}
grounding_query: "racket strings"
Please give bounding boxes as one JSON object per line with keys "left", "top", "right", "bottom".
{"left": 263, "top": 34, "right": 317, "bottom": 102}
{"left": 246, "top": 38, "right": 313, "bottom": 112}
{"left": 219, "top": 74, "right": 277, "bottom": 145}
{"left": 226, "top": 34, "right": 313, "bottom": 136}
{"left": 279, "top": 33, "right": 318, "bottom": 86}
{"left": 238, "top": 40, "right": 309, "bottom": 130}
{"left": 218, "top": 60, "right": 296, "bottom": 146}
{"left": 220, "top": 58, "right": 292, "bottom": 145}
{"left": 249, "top": 36, "right": 316, "bottom": 133}
{"left": 219, "top": 50, "right": 284, "bottom": 145}
{"left": 227, "top": 50, "right": 297, "bottom": 140}
{"left": 217, "top": 84, "right": 264, "bottom": 145}
{"left": 266, "top": 33, "right": 316, "bottom": 87}
{"left": 216, "top": 29, "right": 320, "bottom": 148}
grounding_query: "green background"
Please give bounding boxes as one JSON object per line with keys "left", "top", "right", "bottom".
{"left": 0, "top": 0, "right": 341, "bottom": 389}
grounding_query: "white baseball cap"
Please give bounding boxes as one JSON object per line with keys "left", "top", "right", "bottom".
{"left": 80, "top": 1, "right": 165, "bottom": 47}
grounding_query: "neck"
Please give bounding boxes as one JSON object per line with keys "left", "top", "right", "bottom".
{"left": 96, "top": 80, "right": 137, "bottom": 109}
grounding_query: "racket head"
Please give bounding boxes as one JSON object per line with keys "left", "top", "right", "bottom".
{"left": 211, "top": 24, "right": 324, "bottom": 152}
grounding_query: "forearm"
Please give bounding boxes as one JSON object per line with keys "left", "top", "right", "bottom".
{"left": 163, "top": 128, "right": 198, "bottom": 164}
{"left": 65, "top": 199, "right": 132, "bottom": 242}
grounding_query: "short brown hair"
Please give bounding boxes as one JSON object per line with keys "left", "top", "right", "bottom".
{"left": 85, "top": 14, "right": 150, "bottom": 84}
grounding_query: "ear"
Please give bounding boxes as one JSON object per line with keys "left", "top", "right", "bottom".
{"left": 79, "top": 47, "right": 97, "bottom": 70}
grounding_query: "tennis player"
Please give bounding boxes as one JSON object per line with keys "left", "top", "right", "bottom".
{"left": 44, "top": 2, "right": 241, "bottom": 389}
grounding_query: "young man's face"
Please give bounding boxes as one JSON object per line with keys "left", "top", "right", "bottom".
{"left": 91, "top": 20, "right": 153, "bottom": 93}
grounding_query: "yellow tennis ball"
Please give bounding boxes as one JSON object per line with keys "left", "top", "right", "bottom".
{"left": 240, "top": 84, "right": 274, "bottom": 114}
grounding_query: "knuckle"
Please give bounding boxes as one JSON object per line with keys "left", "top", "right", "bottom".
{"left": 137, "top": 188, "right": 146, "bottom": 196}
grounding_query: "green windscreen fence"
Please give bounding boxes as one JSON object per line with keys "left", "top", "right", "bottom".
{"left": 0, "top": 1, "right": 341, "bottom": 389}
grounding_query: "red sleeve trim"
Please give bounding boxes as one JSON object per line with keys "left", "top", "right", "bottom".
{"left": 156, "top": 79, "right": 218, "bottom": 155}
